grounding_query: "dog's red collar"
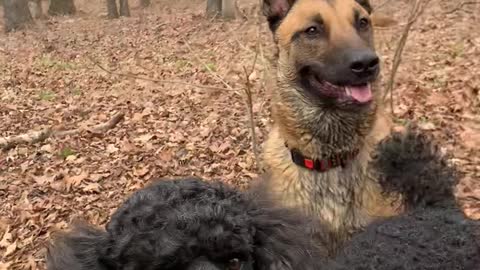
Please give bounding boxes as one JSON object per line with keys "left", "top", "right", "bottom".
{"left": 286, "top": 143, "right": 359, "bottom": 172}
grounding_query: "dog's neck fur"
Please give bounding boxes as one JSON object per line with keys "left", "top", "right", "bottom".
{"left": 262, "top": 81, "right": 394, "bottom": 254}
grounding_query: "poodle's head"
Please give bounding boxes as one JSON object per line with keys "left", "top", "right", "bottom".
{"left": 47, "top": 178, "right": 326, "bottom": 270}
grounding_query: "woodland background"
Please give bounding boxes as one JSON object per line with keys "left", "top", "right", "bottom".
{"left": 0, "top": 0, "right": 479, "bottom": 269}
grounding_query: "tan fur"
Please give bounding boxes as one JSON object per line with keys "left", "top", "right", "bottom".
{"left": 262, "top": 98, "right": 399, "bottom": 247}
{"left": 261, "top": 0, "right": 401, "bottom": 255}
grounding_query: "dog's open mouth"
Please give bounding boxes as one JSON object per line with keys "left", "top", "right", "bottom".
{"left": 310, "top": 75, "right": 373, "bottom": 104}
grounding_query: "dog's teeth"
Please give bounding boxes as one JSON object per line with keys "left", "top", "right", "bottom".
{"left": 345, "top": 87, "right": 351, "bottom": 96}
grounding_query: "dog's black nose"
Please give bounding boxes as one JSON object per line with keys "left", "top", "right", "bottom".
{"left": 348, "top": 49, "right": 379, "bottom": 76}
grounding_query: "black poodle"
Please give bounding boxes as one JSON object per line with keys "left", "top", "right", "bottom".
{"left": 328, "top": 128, "right": 480, "bottom": 270}
{"left": 46, "top": 178, "right": 327, "bottom": 270}
{"left": 46, "top": 128, "right": 480, "bottom": 270}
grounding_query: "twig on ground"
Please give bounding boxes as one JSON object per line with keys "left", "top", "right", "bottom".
{"left": 86, "top": 55, "right": 236, "bottom": 93}
{"left": 444, "top": 1, "right": 480, "bottom": 15}
{"left": 182, "top": 39, "right": 240, "bottom": 96}
{"left": 383, "top": 0, "right": 431, "bottom": 114}
{"left": 0, "top": 112, "right": 125, "bottom": 151}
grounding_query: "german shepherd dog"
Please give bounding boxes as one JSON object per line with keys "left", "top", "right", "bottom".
{"left": 259, "top": 0, "right": 399, "bottom": 255}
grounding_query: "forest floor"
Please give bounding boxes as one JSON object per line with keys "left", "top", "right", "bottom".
{"left": 0, "top": 0, "right": 479, "bottom": 269}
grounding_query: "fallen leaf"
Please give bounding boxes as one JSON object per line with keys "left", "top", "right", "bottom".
{"left": 66, "top": 155, "right": 77, "bottom": 162}
{"left": 134, "top": 134, "right": 154, "bottom": 144}
{"left": 0, "top": 227, "right": 11, "bottom": 248}
{"left": 0, "top": 262, "right": 11, "bottom": 270}
{"left": 65, "top": 171, "right": 89, "bottom": 191}
{"left": 26, "top": 255, "right": 37, "bottom": 269}
{"left": 460, "top": 127, "right": 480, "bottom": 150}
{"left": 464, "top": 207, "right": 480, "bottom": 220}
{"left": 0, "top": 219, "right": 9, "bottom": 235}
{"left": 106, "top": 143, "right": 119, "bottom": 153}
{"left": 83, "top": 183, "right": 101, "bottom": 193}
{"left": 40, "top": 144, "right": 54, "bottom": 153}
{"left": 133, "top": 166, "right": 149, "bottom": 177}
{"left": 418, "top": 121, "right": 436, "bottom": 130}
{"left": 120, "top": 139, "right": 136, "bottom": 152}
{"left": 4, "top": 241, "right": 17, "bottom": 256}
{"left": 89, "top": 173, "right": 110, "bottom": 182}
{"left": 158, "top": 150, "right": 173, "bottom": 162}
{"left": 426, "top": 92, "right": 449, "bottom": 106}
{"left": 31, "top": 174, "right": 55, "bottom": 185}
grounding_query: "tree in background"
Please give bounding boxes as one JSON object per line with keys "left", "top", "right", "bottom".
{"left": 48, "top": 0, "right": 76, "bottom": 16}
{"left": 206, "top": 0, "right": 237, "bottom": 19}
{"left": 107, "top": 0, "right": 119, "bottom": 18}
{"left": 29, "top": 0, "right": 44, "bottom": 19}
{"left": 140, "top": 0, "right": 150, "bottom": 8}
{"left": 119, "top": 0, "right": 130, "bottom": 17}
{"left": 106, "top": 0, "right": 130, "bottom": 19}
{"left": 3, "top": 0, "right": 33, "bottom": 32}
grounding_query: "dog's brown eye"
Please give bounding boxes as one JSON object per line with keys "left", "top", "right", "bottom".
{"left": 305, "top": 26, "right": 318, "bottom": 35}
{"left": 358, "top": 18, "right": 370, "bottom": 30}
{"left": 227, "top": 258, "right": 241, "bottom": 270}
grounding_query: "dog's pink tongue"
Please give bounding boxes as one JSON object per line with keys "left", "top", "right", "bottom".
{"left": 346, "top": 84, "right": 372, "bottom": 103}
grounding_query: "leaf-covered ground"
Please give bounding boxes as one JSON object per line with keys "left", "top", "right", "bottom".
{"left": 0, "top": 0, "right": 479, "bottom": 269}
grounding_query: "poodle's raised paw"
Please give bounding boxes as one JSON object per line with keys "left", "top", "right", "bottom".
{"left": 371, "top": 126, "right": 461, "bottom": 209}
{"left": 46, "top": 177, "right": 327, "bottom": 270}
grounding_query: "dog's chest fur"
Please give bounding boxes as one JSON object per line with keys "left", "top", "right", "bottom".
{"left": 262, "top": 109, "right": 398, "bottom": 252}
{"left": 263, "top": 127, "right": 371, "bottom": 225}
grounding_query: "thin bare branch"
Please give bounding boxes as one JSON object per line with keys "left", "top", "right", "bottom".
{"left": 241, "top": 14, "right": 262, "bottom": 171}
{"left": 86, "top": 55, "right": 236, "bottom": 92}
{"left": 383, "top": 0, "right": 431, "bottom": 113}
{"left": 182, "top": 39, "right": 240, "bottom": 95}
{"left": 242, "top": 64, "right": 260, "bottom": 169}
{"left": 444, "top": 1, "right": 480, "bottom": 15}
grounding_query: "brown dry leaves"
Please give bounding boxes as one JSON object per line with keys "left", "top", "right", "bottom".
{"left": 378, "top": 0, "right": 480, "bottom": 218}
{"left": 0, "top": 1, "right": 268, "bottom": 268}
{"left": 0, "top": 0, "right": 479, "bottom": 269}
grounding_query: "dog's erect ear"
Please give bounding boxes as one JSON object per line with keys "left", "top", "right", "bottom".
{"left": 262, "top": 0, "right": 295, "bottom": 32}
{"left": 355, "top": 0, "right": 373, "bottom": 14}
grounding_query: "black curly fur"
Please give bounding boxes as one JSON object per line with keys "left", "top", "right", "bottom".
{"left": 326, "top": 127, "right": 480, "bottom": 270}
{"left": 47, "top": 177, "right": 327, "bottom": 270}
{"left": 47, "top": 128, "right": 477, "bottom": 270}
{"left": 46, "top": 221, "right": 110, "bottom": 270}
{"left": 370, "top": 127, "right": 460, "bottom": 209}
{"left": 328, "top": 207, "right": 480, "bottom": 270}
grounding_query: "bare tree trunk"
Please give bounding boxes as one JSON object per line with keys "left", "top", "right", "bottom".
{"left": 140, "top": 0, "right": 150, "bottom": 8}
{"left": 206, "top": 0, "right": 221, "bottom": 17}
{"left": 119, "top": 0, "right": 130, "bottom": 17}
{"left": 106, "top": 0, "right": 119, "bottom": 18}
{"left": 221, "top": 0, "right": 236, "bottom": 19}
{"left": 48, "top": 0, "right": 76, "bottom": 16}
{"left": 206, "top": 0, "right": 236, "bottom": 19}
{"left": 3, "top": 0, "right": 33, "bottom": 32}
{"left": 29, "top": 0, "right": 44, "bottom": 19}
